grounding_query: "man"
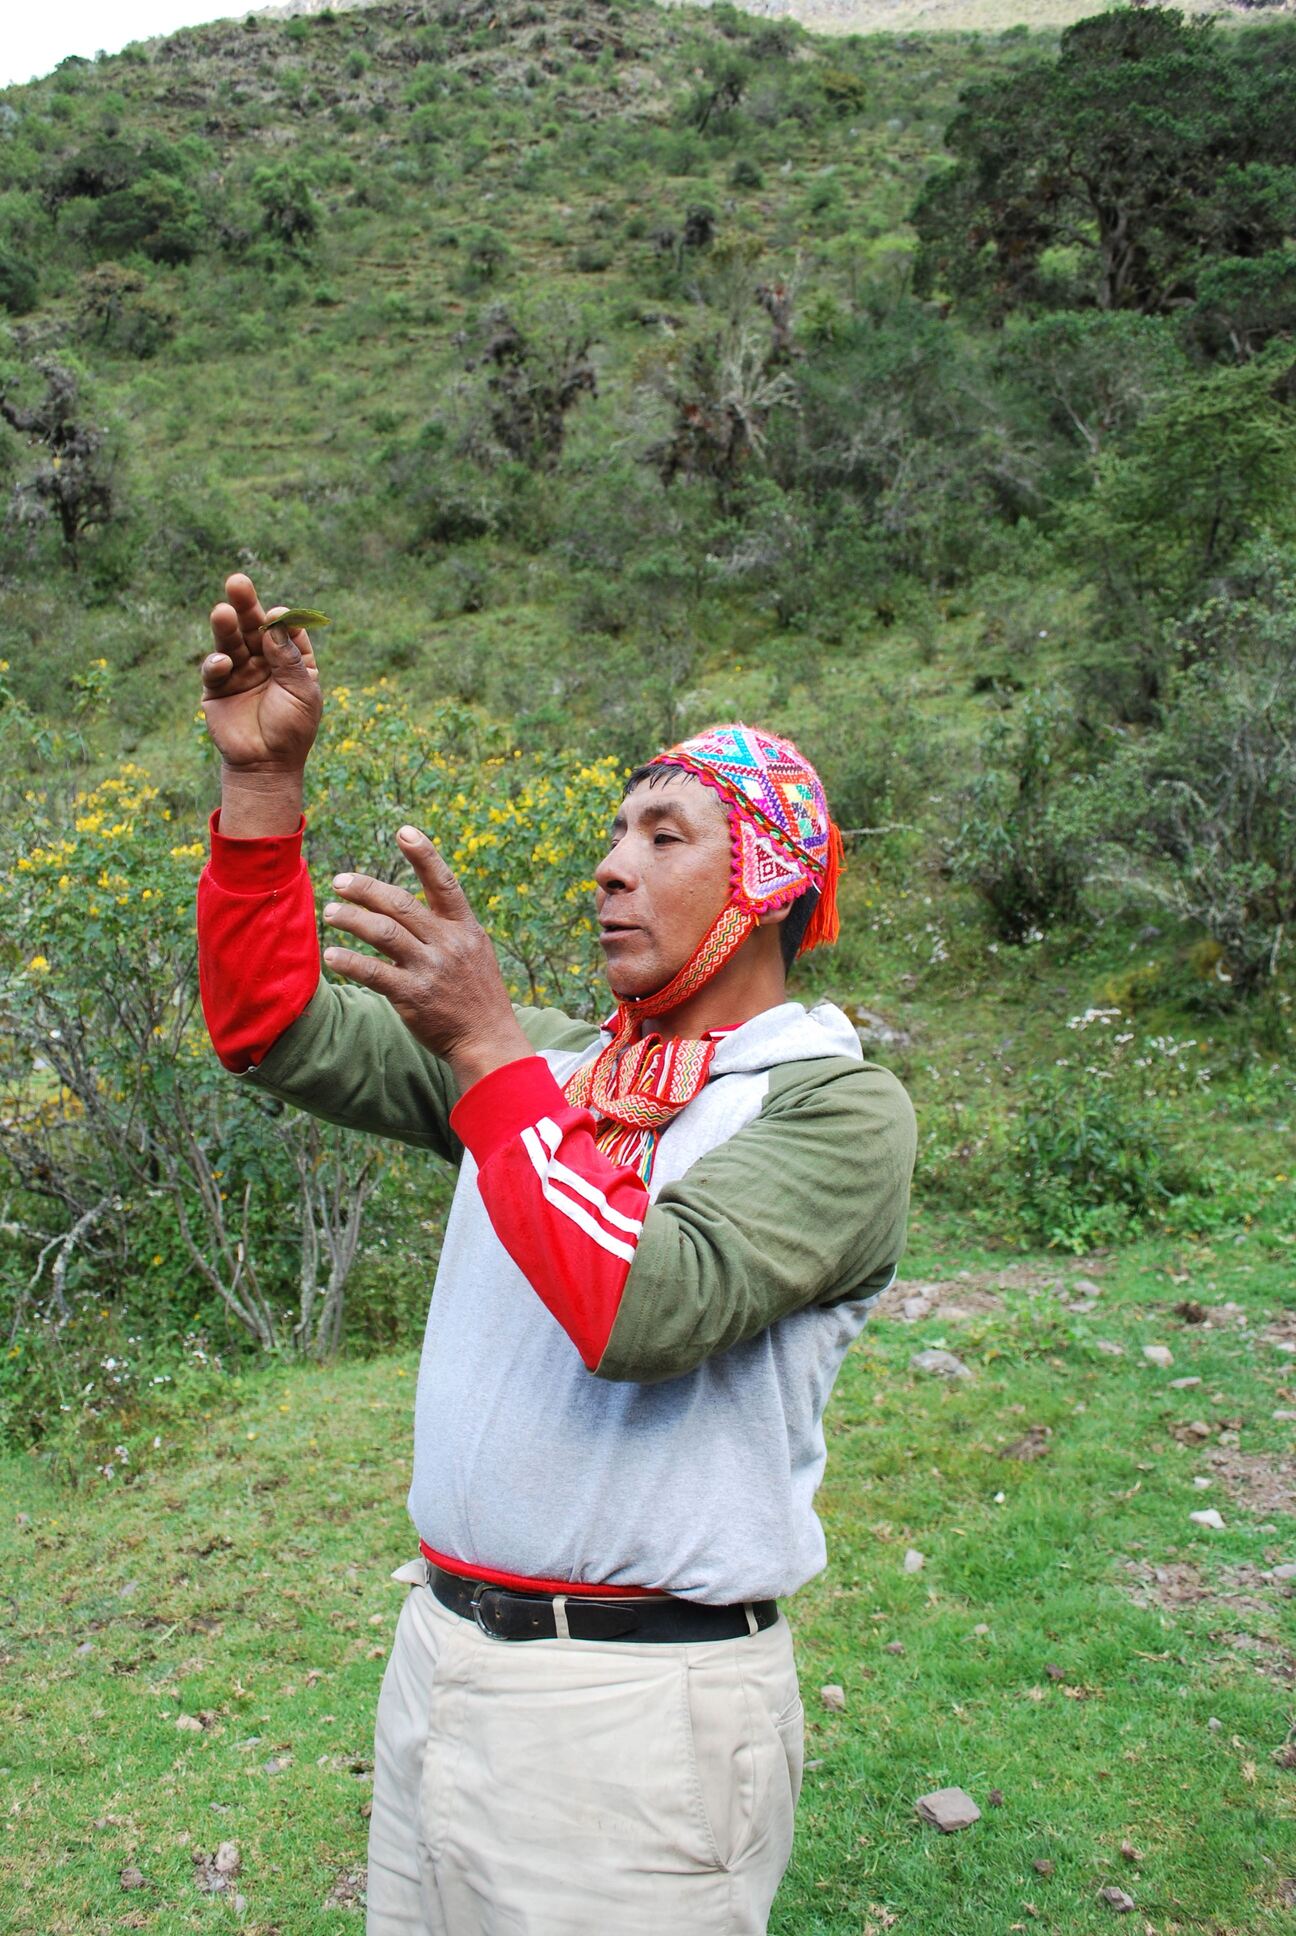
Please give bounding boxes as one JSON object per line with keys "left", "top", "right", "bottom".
{"left": 196, "top": 571, "right": 916, "bottom": 1936}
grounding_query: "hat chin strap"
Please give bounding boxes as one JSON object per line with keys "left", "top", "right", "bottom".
{"left": 618, "top": 902, "right": 756, "bottom": 1024}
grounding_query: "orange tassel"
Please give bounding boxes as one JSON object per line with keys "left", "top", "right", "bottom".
{"left": 799, "top": 821, "right": 844, "bottom": 956}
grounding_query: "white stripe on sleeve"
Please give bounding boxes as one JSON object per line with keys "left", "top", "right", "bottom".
{"left": 534, "top": 1117, "right": 644, "bottom": 1236}
{"left": 520, "top": 1124, "right": 639, "bottom": 1264}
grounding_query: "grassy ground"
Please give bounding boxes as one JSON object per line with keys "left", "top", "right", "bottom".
{"left": 3, "top": 1225, "right": 1293, "bottom": 1934}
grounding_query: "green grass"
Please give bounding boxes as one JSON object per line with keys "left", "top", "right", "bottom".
{"left": 4, "top": 1230, "right": 1294, "bottom": 1934}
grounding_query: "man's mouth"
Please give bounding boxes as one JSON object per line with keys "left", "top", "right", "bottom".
{"left": 599, "top": 920, "right": 642, "bottom": 943}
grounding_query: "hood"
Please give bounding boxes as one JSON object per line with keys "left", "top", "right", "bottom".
{"left": 706, "top": 999, "right": 862, "bottom": 1078}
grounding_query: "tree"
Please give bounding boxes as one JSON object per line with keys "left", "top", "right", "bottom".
{"left": 252, "top": 160, "right": 318, "bottom": 249}
{"left": 82, "top": 170, "right": 205, "bottom": 265}
{"left": 996, "top": 312, "right": 1185, "bottom": 473}
{"left": 948, "top": 691, "right": 1093, "bottom": 943}
{"left": 1096, "top": 539, "right": 1296, "bottom": 994}
{"left": 0, "top": 250, "right": 39, "bottom": 316}
{"left": 685, "top": 48, "right": 750, "bottom": 134}
{"left": 639, "top": 265, "right": 801, "bottom": 513}
{"left": 461, "top": 306, "right": 598, "bottom": 471}
{"left": 0, "top": 357, "right": 122, "bottom": 568}
{"left": 913, "top": 8, "right": 1296, "bottom": 320}
{"left": 1066, "top": 351, "right": 1296, "bottom": 709}
{"left": 771, "top": 300, "right": 1022, "bottom": 586}
{"left": 1188, "top": 250, "right": 1296, "bottom": 363}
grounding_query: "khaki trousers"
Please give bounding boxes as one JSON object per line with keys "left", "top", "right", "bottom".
{"left": 366, "top": 1570, "right": 805, "bottom": 1935}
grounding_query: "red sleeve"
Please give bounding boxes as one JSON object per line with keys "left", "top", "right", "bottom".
{"left": 450, "top": 1058, "right": 649, "bottom": 1369}
{"left": 196, "top": 808, "right": 320, "bottom": 1072}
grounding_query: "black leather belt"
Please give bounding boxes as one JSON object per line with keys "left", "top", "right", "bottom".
{"left": 427, "top": 1566, "right": 778, "bottom": 1644}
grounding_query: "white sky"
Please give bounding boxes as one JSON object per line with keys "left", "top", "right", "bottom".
{"left": 2, "top": 2, "right": 242, "bottom": 91}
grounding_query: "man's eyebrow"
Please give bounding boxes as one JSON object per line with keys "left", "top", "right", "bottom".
{"left": 611, "top": 798, "right": 693, "bottom": 833}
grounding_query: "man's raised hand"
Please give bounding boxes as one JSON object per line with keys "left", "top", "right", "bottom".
{"left": 202, "top": 571, "right": 323, "bottom": 774}
{"left": 321, "top": 825, "right": 532, "bottom": 1089}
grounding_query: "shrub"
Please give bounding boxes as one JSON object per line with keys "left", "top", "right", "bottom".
{"left": 1093, "top": 538, "right": 1296, "bottom": 995}
{"left": 1009, "top": 1009, "right": 1219, "bottom": 1250}
{"left": 948, "top": 692, "right": 1093, "bottom": 943}
{"left": 252, "top": 160, "right": 319, "bottom": 249}
{"left": 80, "top": 171, "right": 205, "bottom": 265}
{"left": 1066, "top": 352, "right": 1296, "bottom": 712}
{"left": 919, "top": 1005, "right": 1233, "bottom": 1250}
{"left": 0, "top": 249, "right": 39, "bottom": 314}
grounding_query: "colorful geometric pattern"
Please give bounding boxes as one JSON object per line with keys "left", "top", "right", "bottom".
{"left": 566, "top": 1030, "right": 724, "bottom": 1184}
{"left": 653, "top": 723, "right": 836, "bottom": 925}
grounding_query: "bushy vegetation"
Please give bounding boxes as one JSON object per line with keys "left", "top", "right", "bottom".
{"left": 1, "top": 0, "right": 1294, "bottom": 1455}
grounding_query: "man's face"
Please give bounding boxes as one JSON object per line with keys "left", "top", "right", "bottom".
{"left": 593, "top": 770, "right": 733, "bottom": 1000}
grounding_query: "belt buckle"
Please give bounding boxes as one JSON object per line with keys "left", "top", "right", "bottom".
{"left": 470, "top": 1583, "right": 500, "bottom": 1637}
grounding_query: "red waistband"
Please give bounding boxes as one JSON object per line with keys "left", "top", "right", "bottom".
{"left": 419, "top": 1540, "right": 649, "bottom": 1599}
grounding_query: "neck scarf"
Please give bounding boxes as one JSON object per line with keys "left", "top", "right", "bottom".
{"left": 563, "top": 725, "right": 843, "bottom": 1182}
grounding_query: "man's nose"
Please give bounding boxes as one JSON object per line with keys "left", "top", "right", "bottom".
{"left": 594, "top": 838, "right": 636, "bottom": 894}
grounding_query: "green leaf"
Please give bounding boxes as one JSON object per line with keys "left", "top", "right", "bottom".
{"left": 257, "top": 607, "right": 331, "bottom": 633}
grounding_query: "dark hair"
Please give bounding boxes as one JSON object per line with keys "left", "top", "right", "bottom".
{"left": 623, "top": 762, "right": 819, "bottom": 971}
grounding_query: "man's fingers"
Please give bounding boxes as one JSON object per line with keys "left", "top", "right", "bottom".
{"left": 209, "top": 599, "right": 251, "bottom": 669}
{"left": 397, "top": 827, "right": 475, "bottom": 919}
{"left": 201, "top": 650, "right": 234, "bottom": 691}
{"left": 225, "top": 572, "right": 267, "bottom": 632}
{"left": 322, "top": 897, "right": 421, "bottom": 963}
{"left": 321, "top": 943, "right": 399, "bottom": 995}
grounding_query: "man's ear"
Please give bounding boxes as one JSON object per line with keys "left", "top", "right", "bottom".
{"left": 756, "top": 900, "right": 794, "bottom": 928}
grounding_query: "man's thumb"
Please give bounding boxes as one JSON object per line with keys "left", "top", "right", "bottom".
{"left": 263, "top": 621, "right": 313, "bottom": 686}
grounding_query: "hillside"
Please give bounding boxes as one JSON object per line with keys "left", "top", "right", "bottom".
{"left": 258, "top": 0, "right": 1281, "bottom": 42}
{"left": 0, "top": 0, "right": 1015, "bottom": 777}
{"left": 0, "top": 0, "right": 1293, "bottom": 1382}
{"left": 670, "top": 0, "right": 1275, "bottom": 34}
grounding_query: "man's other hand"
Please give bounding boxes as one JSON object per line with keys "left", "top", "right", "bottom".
{"left": 202, "top": 571, "right": 323, "bottom": 775}
{"left": 321, "top": 826, "right": 532, "bottom": 1089}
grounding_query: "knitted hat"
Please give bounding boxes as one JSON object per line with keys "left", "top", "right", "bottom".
{"left": 651, "top": 718, "right": 841, "bottom": 946}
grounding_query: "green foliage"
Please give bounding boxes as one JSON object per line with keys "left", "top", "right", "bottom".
{"left": 1188, "top": 249, "right": 1296, "bottom": 362}
{"left": 251, "top": 159, "right": 319, "bottom": 249}
{"left": 913, "top": 8, "right": 1296, "bottom": 320}
{"left": 948, "top": 692, "right": 1092, "bottom": 943}
{"left": 0, "top": 249, "right": 38, "bottom": 314}
{"left": 1007, "top": 1011, "right": 1218, "bottom": 1249}
{"left": 776, "top": 302, "right": 1017, "bottom": 585}
{"left": 461, "top": 225, "right": 511, "bottom": 288}
{"left": 0, "top": 688, "right": 621, "bottom": 1410}
{"left": 919, "top": 1003, "right": 1249, "bottom": 1249}
{"left": 1066, "top": 352, "right": 1296, "bottom": 704}
{"left": 0, "top": 354, "right": 125, "bottom": 569}
{"left": 93, "top": 173, "right": 203, "bottom": 266}
{"left": 1094, "top": 539, "right": 1296, "bottom": 996}
{"left": 995, "top": 312, "right": 1185, "bottom": 480}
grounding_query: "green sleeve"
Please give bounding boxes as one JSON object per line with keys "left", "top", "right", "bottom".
{"left": 247, "top": 980, "right": 599, "bottom": 1163}
{"left": 594, "top": 1058, "right": 916, "bottom": 1384}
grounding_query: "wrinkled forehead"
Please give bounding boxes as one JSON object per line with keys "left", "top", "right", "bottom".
{"left": 614, "top": 764, "right": 729, "bottom": 831}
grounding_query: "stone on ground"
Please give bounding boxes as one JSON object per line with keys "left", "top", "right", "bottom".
{"left": 914, "top": 1786, "right": 981, "bottom": 1832}
{"left": 910, "top": 1348, "right": 972, "bottom": 1380}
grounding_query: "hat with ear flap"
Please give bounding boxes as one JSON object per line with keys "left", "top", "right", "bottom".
{"left": 647, "top": 720, "right": 844, "bottom": 963}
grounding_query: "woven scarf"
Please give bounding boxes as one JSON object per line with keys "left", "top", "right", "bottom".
{"left": 563, "top": 725, "right": 843, "bottom": 1183}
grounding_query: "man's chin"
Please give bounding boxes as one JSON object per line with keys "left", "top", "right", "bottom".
{"left": 604, "top": 959, "right": 671, "bottom": 1004}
